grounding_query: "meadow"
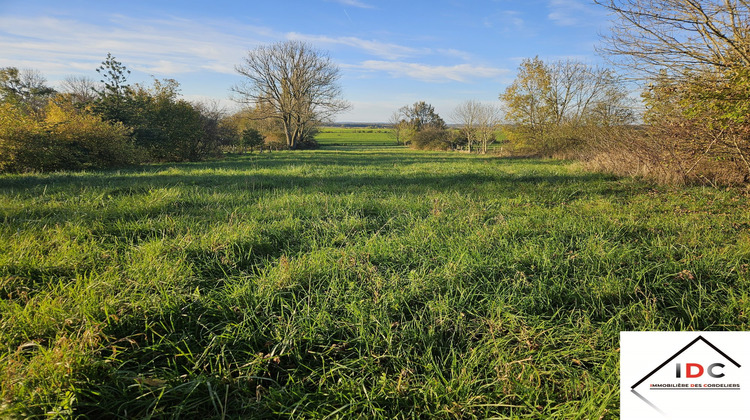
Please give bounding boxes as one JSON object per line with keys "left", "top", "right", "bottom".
{"left": 315, "top": 127, "right": 396, "bottom": 146}
{"left": 1, "top": 145, "right": 749, "bottom": 418}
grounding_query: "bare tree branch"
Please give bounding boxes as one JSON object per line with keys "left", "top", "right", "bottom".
{"left": 232, "top": 41, "right": 350, "bottom": 149}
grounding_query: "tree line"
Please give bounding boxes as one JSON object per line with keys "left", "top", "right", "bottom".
{"left": 388, "top": 1, "right": 750, "bottom": 185}
{"left": 0, "top": 54, "right": 236, "bottom": 172}
{"left": 386, "top": 57, "right": 631, "bottom": 155}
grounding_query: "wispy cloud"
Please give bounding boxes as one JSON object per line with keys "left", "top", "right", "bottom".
{"left": 437, "top": 48, "right": 473, "bottom": 61}
{"left": 547, "top": 0, "right": 603, "bottom": 26}
{"left": 286, "top": 33, "right": 474, "bottom": 62}
{"left": 346, "top": 60, "right": 508, "bottom": 83}
{"left": 286, "top": 33, "right": 420, "bottom": 60}
{"left": 0, "top": 15, "right": 272, "bottom": 77}
{"left": 327, "top": 0, "right": 374, "bottom": 9}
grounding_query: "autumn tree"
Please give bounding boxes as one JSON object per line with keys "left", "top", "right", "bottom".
{"left": 500, "top": 57, "right": 631, "bottom": 154}
{"left": 388, "top": 110, "right": 410, "bottom": 145}
{"left": 233, "top": 41, "right": 349, "bottom": 149}
{"left": 0, "top": 98, "right": 138, "bottom": 172}
{"left": 595, "top": 0, "right": 750, "bottom": 182}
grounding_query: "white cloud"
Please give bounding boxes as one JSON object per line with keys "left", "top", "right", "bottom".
{"left": 436, "top": 48, "right": 473, "bottom": 61}
{"left": 182, "top": 94, "right": 241, "bottom": 113}
{"left": 346, "top": 60, "right": 508, "bottom": 83}
{"left": 0, "top": 15, "right": 271, "bottom": 77}
{"left": 137, "top": 60, "right": 194, "bottom": 75}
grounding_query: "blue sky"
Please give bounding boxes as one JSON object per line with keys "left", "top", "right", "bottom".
{"left": 0, "top": 0, "right": 612, "bottom": 122}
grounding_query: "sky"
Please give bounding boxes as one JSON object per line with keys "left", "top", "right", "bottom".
{"left": 0, "top": 0, "right": 614, "bottom": 122}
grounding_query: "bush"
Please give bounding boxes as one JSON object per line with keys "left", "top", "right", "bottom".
{"left": 410, "top": 128, "right": 451, "bottom": 151}
{"left": 0, "top": 103, "right": 45, "bottom": 172}
{"left": 583, "top": 74, "right": 750, "bottom": 186}
{"left": 263, "top": 132, "right": 288, "bottom": 151}
{"left": 0, "top": 100, "right": 142, "bottom": 172}
{"left": 125, "top": 84, "right": 221, "bottom": 162}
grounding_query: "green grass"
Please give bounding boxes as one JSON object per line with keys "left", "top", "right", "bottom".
{"left": 1, "top": 147, "right": 749, "bottom": 418}
{"left": 315, "top": 127, "right": 396, "bottom": 146}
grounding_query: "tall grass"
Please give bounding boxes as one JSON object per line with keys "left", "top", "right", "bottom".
{"left": 1, "top": 147, "right": 748, "bottom": 418}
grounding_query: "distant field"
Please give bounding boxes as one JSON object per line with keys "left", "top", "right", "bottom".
{"left": 316, "top": 127, "right": 396, "bottom": 146}
{"left": 316, "top": 126, "right": 509, "bottom": 151}
{"left": 2, "top": 147, "right": 749, "bottom": 418}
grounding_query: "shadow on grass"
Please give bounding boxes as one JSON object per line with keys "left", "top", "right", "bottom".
{"left": 0, "top": 149, "right": 620, "bottom": 194}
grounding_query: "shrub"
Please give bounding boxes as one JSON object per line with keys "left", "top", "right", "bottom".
{"left": 240, "top": 127, "right": 264, "bottom": 152}
{"left": 0, "top": 99, "right": 142, "bottom": 172}
{"left": 410, "top": 128, "right": 451, "bottom": 151}
{"left": 0, "top": 103, "right": 45, "bottom": 172}
{"left": 263, "top": 132, "right": 288, "bottom": 151}
{"left": 584, "top": 73, "right": 750, "bottom": 186}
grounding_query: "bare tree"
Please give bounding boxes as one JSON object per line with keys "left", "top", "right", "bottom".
{"left": 451, "top": 101, "right": 499, "bottom": 153}
{"left": 475, "top": 103, "right": 502, "bottom": 154}
{"left": 388, "top": 110, "right": 407, "bottom": 145}
{"left": 233, "top": 41, "right": 350, "bottom": 149}
{"left": 594, "top": 0, "right": 750, "bottom": 79}
{"left": 453, "top": 101, "right": 501, "bottom": 154}
{"left": 452, "top": 100, "right": 480, "bottom": 153}
{"left": 60, "top": 75, "right": 99, "bottom": 104}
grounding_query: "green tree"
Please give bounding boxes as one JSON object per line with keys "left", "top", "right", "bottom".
{"left": 95, "top": 53, "right": 131, "bottom": 97}
{"left": 92, "top": 53, "right": 133, "bottom": 124}
{"left": 128, "top": 78, "right": 210, "bottom": 161}
{"left": 0, "top": 67, "right": 56, "bottom": 113}
{"left": 89, "top": 55, "right": 221, "bottom": 162}
{"left": 241, "top": 127, "right": 265, "bottom": 152}
{"left": 400, "top": 101, "right": 446, "bottom": 132}
{"left": 392, "top": 101, "right": 447, "bottom": 147}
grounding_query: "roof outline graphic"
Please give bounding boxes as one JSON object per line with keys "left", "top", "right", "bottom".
{"left": 631, "top": 335, "right": 741, "bottom": 389}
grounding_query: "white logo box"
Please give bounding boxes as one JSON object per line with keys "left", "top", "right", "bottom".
{"left": 621, "top": 331, "right": 750, "bottom": 419}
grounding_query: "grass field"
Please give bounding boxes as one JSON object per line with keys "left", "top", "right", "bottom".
{"left": 315, "top": 126, "right": 508, "bottom": 151}
{"left": 2, "top": 146, "right": 749, "bottom": 418}
{"left": 316, "top": 127, "right": 396, "bottom": 146}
